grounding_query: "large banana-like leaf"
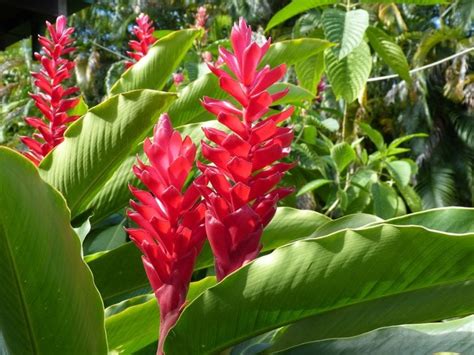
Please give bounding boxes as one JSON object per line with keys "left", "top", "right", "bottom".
{"left": 265, "top": 0, "right": 338, "bottom": 32}
{"left": 109, "top": 29, "right": 202, "bottom": 95}
{"left": 376, "top": 207, "right": 474, "bottom": 234}
{"left": 0, "top": 148, "right": 107, "bottom": 354}
{"left": 262, "top": 38, "right": 333, "bottom": 68}
{"left": 366, "top": 26, "right": 411, "bottom": 82}
{"left": 165, "top": 224, "right": 474, "bottom": 354}
{"left": 313, "top": 207, "right": 474, "bottom": 238}
{"left": 362, "top": 0, "right": 448, "bottom": 4}
{"left": 281, "top": 314, "right": 474, "bottom": 354}
{"left": 106, "top": 277, "right": 216, "bottom": 354}
{"left": 322, "top": 9, "right": 369, "bottom": 59}
{"left": 39, "top": 90, "right": 176, "bottom": 220}
{"left": 325, "top": 41, "right": 372, "bottom": 103}
{"left": 87, "top": 208, "right": 329, "bottom": 304}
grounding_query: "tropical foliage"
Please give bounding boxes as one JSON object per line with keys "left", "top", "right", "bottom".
{"left": 0, "top": 0, "right": 473, "bottom": 354}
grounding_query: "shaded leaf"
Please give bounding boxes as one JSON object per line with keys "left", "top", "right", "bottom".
{"left": 0, "top": 148, "right": 107, "bottom": 354}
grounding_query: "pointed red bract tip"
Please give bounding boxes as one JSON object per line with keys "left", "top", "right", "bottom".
{"left": 127, "top": 113, "right": 206, "bottom": 354}
{"left": 198, "top": 18, "right": 295, "bottom": 281}
{"left": 21, "top": 15, "right": 79, "bottom": 165}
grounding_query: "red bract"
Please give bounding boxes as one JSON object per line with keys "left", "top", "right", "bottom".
{"left": 126, "top": 13, "right": 157, "bottom": 68}
{"left": 21, "top": 15, "right": 79, "bottom": 165}
{"left": 197, "top": 18, "right": 295, "bottom": 281}
{"left": 127, "top": 114, "right": 206, "bottom": 355}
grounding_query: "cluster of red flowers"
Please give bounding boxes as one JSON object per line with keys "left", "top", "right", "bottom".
{"left": 22, "top": 14, "right": 295, "bottom": 355}
{"left": 127, "top": 114, "right": 207, "bottom": 354}
{"left": 21, "top": 16, "right": 80, "bottom": 165}
{"left": 128, "top": 17, "right": 294, "bottom": 354}
{"left": 125, "top": 13, "right": 157, "bottom": 69}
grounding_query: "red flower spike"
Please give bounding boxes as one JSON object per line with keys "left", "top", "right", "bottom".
{"left": 194, "top": 6, "right": 208, "bottom": 29}
{"left": 20, "top": 15, "right": 79, "bottom": 165}
{"left": 127, "top": 114, "right": 206, "bottom": 355}
{"left": 197, "top": 18, "right": 295, "bottom": 281}
{"left": 126, "top": 13, "right": 157, "bottom": 68}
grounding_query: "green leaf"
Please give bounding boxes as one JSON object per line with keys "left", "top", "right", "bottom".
{"left": 109, "top": 29, "right": 202, "bottom": 95}
{"left": 362, "top": 0, "right": 448, "bottom": 5}
{"left": 398, "top": 184, "right": 422, "bottom": 213}
{"left": 295, "top": 52, "right": 325, "bottom": 94}
{"left": 88, "top": 208, "right": 329, "bottom": 304}
{"left": 322, "top": 9, "right": 369, "bottom": 59}
{"left": 371, "top": 182, "right": 399, "bottom": 219}
{"left": 166, "top": 224, "right": 474, "bottom": 354}
{"left": 389, "top": 133, "right": 428, "bottom": 149}
{"left": 366, "top": 26, "right": 411, "bottom": 82}
{"left": 106, "top": 277, "right": 216, "bottom": 354}
{"left": 311, "top": 213, "right": 383, "bottom": 237}
{"left": 283, "top": 314, "right": 474, "bottom": 354}
{"left": 320, "top": 118, "right": 340, "bottom": 132}
{"left": 269, "top": 83, "right": 315, "bottom": 106}
{"left": 0, "top": 148, "right": 107, "bottom": 354}
{"left": 331, "top": 142, "right": 356, "bottom": 173}
{"left": 265, "top": 0, "right": 338, "bottom": 31}
{"left": 387, "top": 160, "right": 412, "bottom": 186}
{"left": 325, "top": 41, "right": 372, "bottom": 103}
{"left": 168, "top": 73, "right": 225, "bottom": 127}
{"left": 359, "top": 122, "right": 385, "bottom": 151}
{"left": 262, "top": 38, "right": 333, "bottom": 68}
{"left": 84, "top": 219, "right": 128, "bottom": 255}
{"left": 379, "top": 207, "right": 474, "bottom": 234}
{"left": 39, "top": 90, "right": 176, "bottom": 220}
{"left": 297, "top": 179, "right": 332, "bottom": 196}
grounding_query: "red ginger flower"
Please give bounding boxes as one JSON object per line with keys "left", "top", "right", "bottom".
{"left": 21, "top": 15, "right": 79, "bottom": 165}
{"left": 127, "top": 114, "right": 206, "bottom": 355}
{"left": 197, "top": 18, "right": 295, "bottom": 281}
{"left": 126, "top": 13, "right": 157, "bottom": 69}
{"left": 194, "top": 6, "right": 208, "bottom": 29}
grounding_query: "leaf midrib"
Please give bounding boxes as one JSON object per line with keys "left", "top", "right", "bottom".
{"left": 0, "top": 220, "right": 38, "bottom": 354}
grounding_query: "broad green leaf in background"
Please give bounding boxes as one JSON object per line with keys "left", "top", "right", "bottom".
{"left": 366, "top": 26, "right": 411, "bottom": 82}
{"left": 166, "top": 224, "right": 474, "bottom": 354}
{"left": 297, "top": 179, "right": 333, "bottom": 197}
{"left": 311, "top": 213, "right": 383, "bottom": 237}
{"left": 362, "top": 0, "right": 449, "bottom": 5}
{"left": 270, "top": 83, "right": 315, "bottom": 106}
{"left": 359, "top": 122, "right": 385, "bottom": 151}
{"left": 88, "top": 208, "right": 329, "bottom": 304}
{"left": 0, "top": 148, "right": 107, "bottom": 354}
{"left": 168, "top": 73, "right": 224, "bottom": 126}
{"left": 325, "top": 41, "right": 372, "bottom": 103}
{"left": 265, "top": 0, "right": 338, "bottom": 31}
{"left": 106, "top": 277, "right": 216, "bottom": 354}
{"left": 322, "top": 9, "right": 369, "bottom": 59}
{"left": 84, "top": 219, "right": 128, "bottom": 254}
{"left": 295, "top": 52, "right": 325, "bottom": 94}
{"left": 109, "top": 29, "right": 202, "bottom": 95}
{"left": 331, "top": 142, "right": 356, "bottom": 172}
{"left": 39, "top": 90, "right": 176, "bottom": 220}
{"left": 379, "top": 207, "right": 474, "bottom": 234}
{"left": 387, "top": 160, "right": 412, "bottom": 186}
{"left": 282, "top": 314, "right": 474, "bottom": 354}
{"left": 371, "top": 181, "right": 399, "bottom": 219}
{"left": 262, "top": 38, "right": 333, "bottom": 68}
